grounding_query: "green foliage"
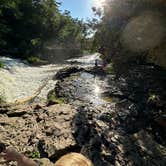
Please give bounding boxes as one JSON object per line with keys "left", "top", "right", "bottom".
{"left": 106, "top": 64, "right": 115, "bottom": 74}
{"left": 27, "top": 56, "right": 47, "bottom": 64}
{"left": 55, "top": 98, "right": 65, "bottom": 105}
{"left": 0, "top": 95, "right": 6, "bottom": 105}
{"left": 31, "top": 38, "right": 41, "bottom": 47}
{"left": 0, "top": 61, "right": 4, "bottom": 68}
{"left": 30, "top": 150, "right": 40, "bottom": 159}
{"left": 47, "top": 92, "right": 65, "bottom": 105}
{"left": 0, "top": 0, "right": 87, "bottom": 58}
{"left": 148, "top": 94, "right": 160, "bottom": 103}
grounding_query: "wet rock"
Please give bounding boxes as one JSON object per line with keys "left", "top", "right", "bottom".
{"left": 85, "top": 66, "right": 107, "bottom": 76}
{"left": 155, "top": 116, "right": 166, "bottom": 128}
{"left": 54, "top": 71, "right": 112, "bottom": 106}
{"left": 54, "top": 67, "right": 84, "bottom": 80}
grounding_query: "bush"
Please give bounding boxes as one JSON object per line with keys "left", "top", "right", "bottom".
{"left": 30, "top": 150, "right": 40, "bottom": 159}
{"left": 27, "top": 56, "right": 47, "bottom": 65}
{"left": 47, "top": 91, "right": 65, "bottom": 105}
{"left": 0, "top": 61, "right": 4, "bottom": 68}
{"left": 0, "top": 95, "right": 6, "bottom": 105}
{"left": 106, "top": 63, "right": 115, "bottom": 74}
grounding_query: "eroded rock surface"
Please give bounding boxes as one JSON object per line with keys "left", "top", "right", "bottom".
{"left": 0, "top": 65, "right": 166, "bottom": 166}
{"left": 73, "top": 105, "right": 166, "bottom": 166}
{"left": 0, "top": 102, "right": 165, "bottom": 166}
{"left": 0, "top": 104, "right": 77, "bottom": 165}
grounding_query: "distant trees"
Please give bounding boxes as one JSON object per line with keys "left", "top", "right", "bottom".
{"left": 0, "top": 0, "right": 87, "bottom": 58}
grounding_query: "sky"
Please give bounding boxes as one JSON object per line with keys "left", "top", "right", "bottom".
{"left": 58, "top": 0, "right": 95, "bottom": 20}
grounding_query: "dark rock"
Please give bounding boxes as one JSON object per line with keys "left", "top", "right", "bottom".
{"left": 54, "top": 67, "right": 84, "bottom": 80}
{"left": 85, "top": 66, "right": 107, "bottom": 76}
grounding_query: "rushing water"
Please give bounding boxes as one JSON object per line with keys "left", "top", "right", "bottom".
{"left": 66, "top": 53, "right": 102, "bottom": 67}
{"left": 0, "top": 53, "right": 101, "bottom": 103}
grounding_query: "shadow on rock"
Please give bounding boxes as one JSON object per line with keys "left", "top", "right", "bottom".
{"left": 72, "top": 102, "right": 166, "bottom": 166}
{"left": 72, "top": 105, "right": 112, "bottom": 166}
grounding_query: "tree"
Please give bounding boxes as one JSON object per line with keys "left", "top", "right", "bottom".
{"left": 0, "top": 0, "right": 87, "bottom": 59}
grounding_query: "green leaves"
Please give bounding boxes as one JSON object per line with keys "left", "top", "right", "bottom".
{"left": 0, "top": 61, "right": 4, "bottom": 68}
{"left": 0, "top": 0, "right": 87, "bottom": 57}
{"left": 30, "top": 150, "right": 40, "bottom": 159}
{"left": 31, "top": 38, "right": 41, "bottom": 47}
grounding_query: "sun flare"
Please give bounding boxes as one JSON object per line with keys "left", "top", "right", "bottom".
{"left": 92, "top": 0, "right": 105, "bottom": 8}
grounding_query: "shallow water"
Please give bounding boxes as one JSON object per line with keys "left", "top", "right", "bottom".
{"left": 57, "top": 71, "right": 112, "bottom": 105}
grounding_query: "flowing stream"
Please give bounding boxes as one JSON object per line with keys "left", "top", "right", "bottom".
{"left": 0, "top": 53, "right": 101, "bottom": 103}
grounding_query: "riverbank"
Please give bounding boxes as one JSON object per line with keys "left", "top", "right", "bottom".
{"left": 0, "top": 64, "right": 165, "bottom": 166}
{"left": 49, "top": 65, "right": 166, "bottom": 165}
{"left": 0, "top": 53, "right": 166, "bottom": 165}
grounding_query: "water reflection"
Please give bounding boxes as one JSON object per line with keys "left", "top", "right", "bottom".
{"left": 94, "top": 84, "right": 100, "bottom": 94}
{"left": 80, "top": 73, "right": 108, "bottom": 105}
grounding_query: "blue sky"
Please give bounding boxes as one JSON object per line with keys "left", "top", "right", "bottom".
{"left": 58, "top": 0, "right": 94, "bottom": 20}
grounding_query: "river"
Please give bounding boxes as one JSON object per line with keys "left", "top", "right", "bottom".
{"left": 0, "top": 53, "right": 101, "bottom": 103}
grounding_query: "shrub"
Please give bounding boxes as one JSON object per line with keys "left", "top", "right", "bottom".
{"left": 0, "top": 95, "right": 6, "bottom": 104}
{"left": 0, "top": 61, "right": 4, "bottom": 68}
{"left": 30, "top": 150, "right": 40, "bottom": 158}
{"left": 27, "top": 56, "right": 41, "bottom": 63}
{"left": 106, "top": 63, "right": 115, "bottom": 74}
{"left": 47, "top": 91, "right": 65, "bottom": 105}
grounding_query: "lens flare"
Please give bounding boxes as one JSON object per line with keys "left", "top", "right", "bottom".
{"left": 121, "top": 11, "right": 165, "bottom": 52}
{"left": 92, "top": 0, "right": 105, "bottom": 8}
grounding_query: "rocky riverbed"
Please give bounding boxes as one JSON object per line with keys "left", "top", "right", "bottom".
{"left": 0, "top": 54, "right": 101, "bottom": 104}
{"left": 0, "top": 64, "right": 165, "bottom": 166}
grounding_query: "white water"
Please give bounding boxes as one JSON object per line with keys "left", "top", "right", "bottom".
{"left": 66, "top": 53, "right": 102, "bottom": 66}
{"left": 0, "top": 53, "right": 100, "bottom": 103}
{"left": 0, "top": 57, "right": 66, "bottom": 103}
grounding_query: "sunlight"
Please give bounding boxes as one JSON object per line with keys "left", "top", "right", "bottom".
{"left": 94, "top": 85, "right": 100, "bottom": 94}
{"left": 94, "top": 77, "right": 101, "bottom": 95}
{"left": 92, "top": 0, "right": 105, "bottom": 8}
